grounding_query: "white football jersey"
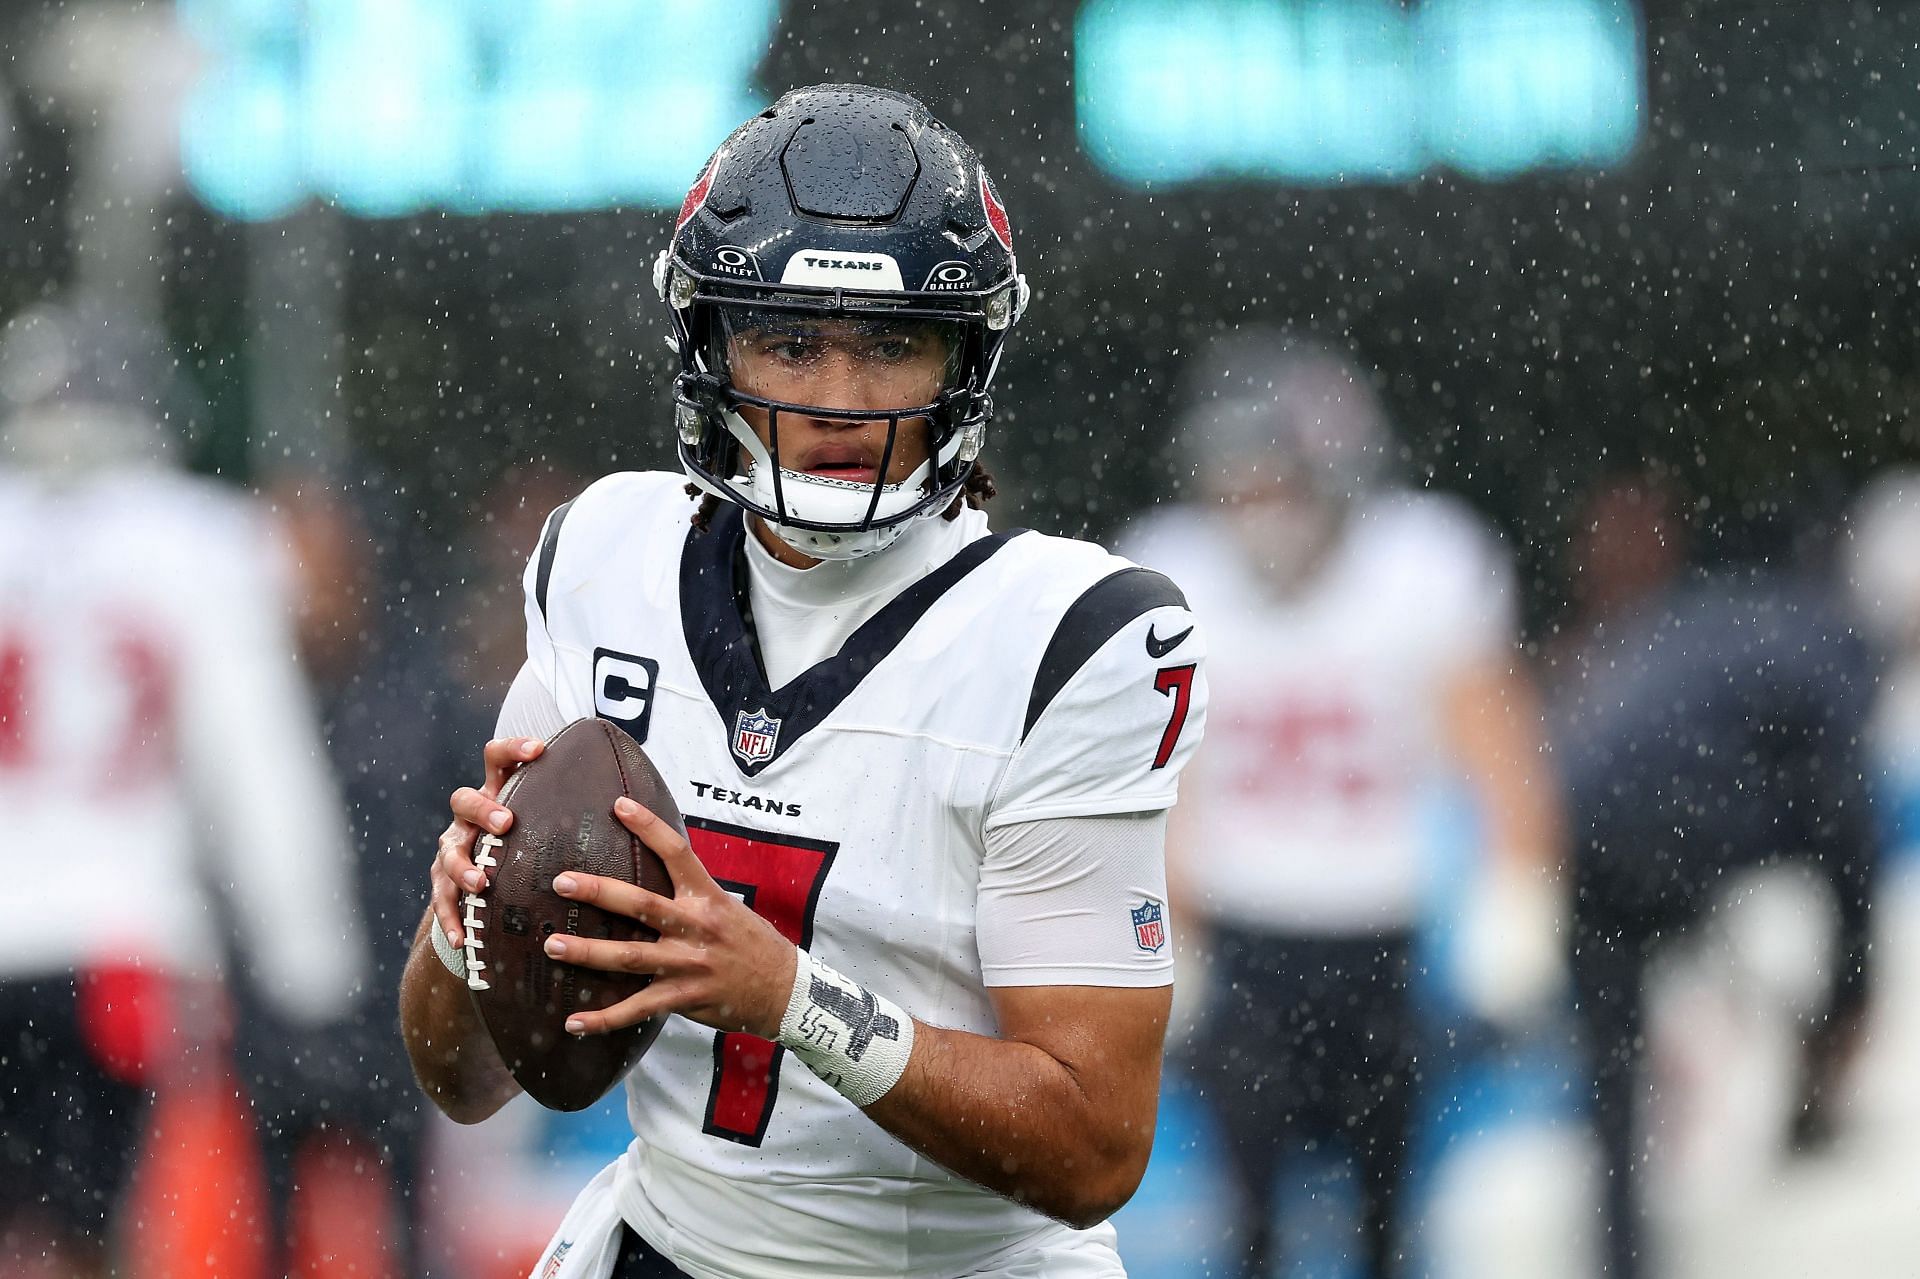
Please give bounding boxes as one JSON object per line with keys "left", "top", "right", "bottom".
{"left": 1124, "top": 492, "right": 1514, "bottom": 933}
{"left": 0, "top": 463, "right": 365, "bottom": 1022}
{"left": 523, "top": 472, "right": 1207, "bottom": 1279}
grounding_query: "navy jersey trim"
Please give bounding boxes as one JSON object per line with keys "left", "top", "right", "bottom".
{"left": 534, "top": 497, "right": 576, "bottom": 623}
{"left": 679, "top": 507, "right": 1026, "bottom": 777}
{"left": 1023, "top": 567, "right": 1189, "bottom": 738}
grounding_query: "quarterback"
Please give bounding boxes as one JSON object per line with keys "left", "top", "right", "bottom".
{"left": 400, "top": 85, "right": 1208, "bottom": 1278}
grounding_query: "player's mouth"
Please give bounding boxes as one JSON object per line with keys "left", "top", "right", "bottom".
{"left": 796, "top": 445, "right": 883, "bottom": 483}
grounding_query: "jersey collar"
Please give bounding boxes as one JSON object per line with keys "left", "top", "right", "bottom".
{"left": 679, "top": 506, "right": 1024, "bottom": 778}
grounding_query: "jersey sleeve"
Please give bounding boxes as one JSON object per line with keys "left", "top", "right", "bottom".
{"left": 976, "top": 811, "right": 1175, "bottom": 987}
{"left": 495, "top": 660, "right": 571, "bottom": 740}
{"left": 986, "top": 567, "right": 1209, "bottom": 829}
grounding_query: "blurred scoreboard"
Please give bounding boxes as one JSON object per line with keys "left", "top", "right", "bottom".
{"left": 178, "top": 0, "right": 778, "bottom": 219}
{"left": 1076, "top": 0, "right": 1643, "bottom": 185}
{"left": 178, "top": 0, "right": 1646, "bottom": 220}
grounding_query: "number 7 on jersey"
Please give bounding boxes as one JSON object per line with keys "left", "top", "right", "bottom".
{"left": 1152, "top": 664, "right": 1197, "bottom": 770}
{"left": 683, "top": 817, "right": 839, "bottom": 1146}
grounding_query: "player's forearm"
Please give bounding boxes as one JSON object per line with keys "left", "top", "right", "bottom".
{"left": 863, "top": 1021, "right": 1159, "bottom": 1229}
{"left": 399, "top": 912, "right": 521, "bottom": 1123}
{"left": 1448, "top": 662, "right": 1567, "bottom": 876}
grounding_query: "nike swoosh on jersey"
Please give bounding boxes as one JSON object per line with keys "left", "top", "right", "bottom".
{"left": 1145, "top": 623, "right": 1193, "bottom": 658}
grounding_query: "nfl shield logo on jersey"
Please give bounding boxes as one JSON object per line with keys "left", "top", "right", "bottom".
{"left": 540, "top": 1241, "right": 572, "bottom": 1278}
{"left": 733, "top": 707, "right": 781, "bottom": 765}
{"left": 1131, "top": 899, "right": 1166, "bottom": 954}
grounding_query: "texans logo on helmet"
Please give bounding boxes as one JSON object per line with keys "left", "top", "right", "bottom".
{"left": 676, "top": 154, "right": 718, "bottom": 233}
{"left": 1131, "top": 899, "right": 1166, "bottom": 954}
{"left": 980, "top": 171, "right": 1012, "bottom": 251}
{"left": 733, "top": 708, "right": 781, "bottom": 765}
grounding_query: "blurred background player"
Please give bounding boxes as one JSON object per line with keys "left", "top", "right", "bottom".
{"left": 1123, "top": 331, "right": 1566, "bottom": 1279}
{"left": 1550, "top": 471, "right": 1881, "bottom": 1279}
{"left": 0, "top": 294, "right": 368, "bottom": 1279}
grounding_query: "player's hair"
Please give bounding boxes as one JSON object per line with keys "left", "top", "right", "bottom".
{"left": 688, "top": 462, "right": 997, "bottom": 534}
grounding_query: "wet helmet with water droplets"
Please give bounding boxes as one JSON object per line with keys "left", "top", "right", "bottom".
{"left": 654, "top": 83, "right": 1029, "bottom": 560}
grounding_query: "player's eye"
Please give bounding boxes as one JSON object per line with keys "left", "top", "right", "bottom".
{"left": 764, "top": 337, "right": 821, "bottom": 363}
{"left": 867, "top": 336, "right": 914, "bottom": 361}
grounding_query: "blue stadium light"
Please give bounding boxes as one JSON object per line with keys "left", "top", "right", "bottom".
{"left": 1075, "top": 0, "right": 1643, "bottom": 186}
{"left": 177, "top": 0, "right": 779, "bottom": 220}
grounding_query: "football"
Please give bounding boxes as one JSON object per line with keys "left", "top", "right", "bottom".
{"left": 464, "top": 717, "right": 680, "bottom": 1111}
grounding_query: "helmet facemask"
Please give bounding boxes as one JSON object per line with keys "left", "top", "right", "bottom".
{"left": 672, "top": 298, "right": 993, "bottom": 560}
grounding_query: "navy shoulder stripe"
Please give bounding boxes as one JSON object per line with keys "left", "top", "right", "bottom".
{"left": 1023, "top": 567, "right": 1189, "bottom": 737}
{"left": 534, "top": 497, "right": 576, "bottom": 622}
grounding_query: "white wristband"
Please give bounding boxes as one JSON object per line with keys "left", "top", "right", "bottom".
{"left": 776, "top": 949, "right": 916, "bottom": 1108}
{"left": 429, "top": 914, "right": 468, "bottom": 980}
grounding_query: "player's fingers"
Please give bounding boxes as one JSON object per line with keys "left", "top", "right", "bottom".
{"left": 541, "top": 933, "right": 661, "bottom": 976}
{"left": 551, "top": 871, "right": 674, "bottom": 932}
{"left": 481, "top": 736, "right": 544, "bottom": 794}
{"left": 430, "top": 866, "right": 465, "bottom": 947}
{"left": 430, "top": 829, "right": 474, "bottom": 944}
{"left": 611, "top": 797, "right": 710, "bottom": 895}
{"left": 436, "top": 819, "right": 489, "bottom": 893}
{"left": 450, "top": 786, "right": 513, "bottom": 839}
{"left": 564, "top": 984, "right": 678, "bottom": 1037}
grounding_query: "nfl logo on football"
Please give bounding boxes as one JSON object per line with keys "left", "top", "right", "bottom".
{"left": 1131, "top": 899, "right": 1166, "bottom": 954}
{"left": 733, "top": 707, "right": 781, "bottom": 765}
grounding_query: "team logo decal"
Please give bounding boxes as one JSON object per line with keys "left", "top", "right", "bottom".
{"left": 733, "top": 707, "right": 782, "bottom": 765}
{"left": 1131, "top": 899, "right": 1166, "bottom": 954}
{"left": 779, "top": 249, "right": 906, "bottom": 290}
{"left": 540, "top": 1240, "right": 573, "bottom": 1278}
{"left": 675, "top": 153, "right": 718, "bottom": 233}
{"left": 980, "top": 170, "right": 1012, "bottom": 251}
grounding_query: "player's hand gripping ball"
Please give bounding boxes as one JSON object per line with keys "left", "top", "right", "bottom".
{"left": 464, "top": 718, "right": 680, "bottom": 1111}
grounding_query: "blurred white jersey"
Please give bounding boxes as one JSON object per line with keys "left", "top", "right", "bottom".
{"left": 1124, "top": 492, "right": 1513, "bottom": 934}
{"left": 0, "top": 463, "right": 365, "bottom": 1024}
{"left": 523, "top": 472, "right": 1206, "bottom": 1279}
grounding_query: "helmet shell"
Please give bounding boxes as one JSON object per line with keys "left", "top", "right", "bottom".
{"left": 668, "top": 84, "right": 1019, "bottom": 310}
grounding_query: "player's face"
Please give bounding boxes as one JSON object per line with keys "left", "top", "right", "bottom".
{"left": 1213, "top": 467, "right": 1341, "bottom": 593}
{"left": 724, "top": 316, "right": 952, "bottom": 486}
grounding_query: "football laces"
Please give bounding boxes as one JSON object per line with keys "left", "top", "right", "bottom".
{"left": 463, "top": 834, "right": 502, "bottom": 992}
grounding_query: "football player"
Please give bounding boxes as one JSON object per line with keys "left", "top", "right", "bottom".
{"left": 0, "top": 296, "right": 369, "bottom": 1279}
{"left": 1122, "top": 333, "right": 1566, "bottom": 1279}
{"left": 400, "top": 85, "right": 1209, "bottom": 1278}
{"left": 1555, "top": 473, "right": 1880, "bottom": 1279}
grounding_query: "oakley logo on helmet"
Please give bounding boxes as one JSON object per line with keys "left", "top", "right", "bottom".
{"left": 923, "top": 261, "right": 976, "bottom": 291}
{"left": 779, "top": 250, "right": 906, "bottom": 291}
{"left": 711, "top": 246, "right": 762, "bottom": 280}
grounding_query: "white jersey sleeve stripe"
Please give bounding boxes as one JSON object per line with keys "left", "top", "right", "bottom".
{"left": 1024, "top": 566, "right": 1190, "bottom": 736}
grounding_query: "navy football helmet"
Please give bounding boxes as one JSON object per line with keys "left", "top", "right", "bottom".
{"left": 654, "top": 84, "right": 1028, "bottom": 559}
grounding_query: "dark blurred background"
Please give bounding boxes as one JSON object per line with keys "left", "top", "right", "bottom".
{"left": 5, "top": 0, "right": 1915, "bottom": 627}
{"left": 5, "top": 4, "right": 1920, "bottom": 1277}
